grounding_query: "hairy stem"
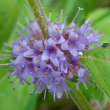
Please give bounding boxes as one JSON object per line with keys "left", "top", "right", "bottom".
{"left": 66, "top": 80, "right": 93, "bottom": 110}
{"left": 28, "top": 0, "right": 49, "bottom": 38}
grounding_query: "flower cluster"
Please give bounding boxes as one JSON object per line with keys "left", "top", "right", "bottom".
{"left": 2, "top": 7, "right": 104, "bottom": 100}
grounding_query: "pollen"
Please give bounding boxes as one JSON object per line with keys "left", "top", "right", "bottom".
{"left": 70, "top": 35, "right": 72, "bottom": 38}
{"left": 36, "top": 57, "right": 39, "bottom": 61}
{"left": 44, "top": 72, "right": 48, "bottom": 75}
{"left": 44, "top": 60, "right": 47, "bottom": 63}
{"left": 78, "top": 35, "right": 81, "bottom": 38}
{"left": 39, "top": 49, "right": 42, "bottom": 52}
{"left": 35, "top": 72, "right": 37, "bottom": 74}
{"left": 70, "top": 44, "right": 73, "bottom": 47}
{"left": 53, "top": 37, "right": 56, "bottom": 40}
{"left": 55, "top": 45, "right": 57, "bottom": 48}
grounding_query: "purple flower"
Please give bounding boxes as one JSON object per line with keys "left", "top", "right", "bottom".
{"left": 76, "top": 67, "right": 89, "bottom": 90}
{"left": 50, "top": 76, "right": 70, "bottom": 100}
{"left": 41, "top": 38, "right": 63, "bottom": 67}
{"left": 76, "top": 19, "right": 93, "bottom": 36}
{"left": 61, "top": 33, "right": 86, "bottom": 56}
{"left": 59, "top": 56, "right": 72, "bottom": 73}
{"left": 3, "top": 6, "right": 105, "bottom": 100}
{"left": 25, "top": 20, "right": 44, "bottom": 40}
{"left": 24, "top": 40, "right": 43, "bottom": 57}
{"left": 48, "top": 22, "right": 65, "bottom": 44}
{"left": 12, "top": 36, "right": 30, "bottom": 56}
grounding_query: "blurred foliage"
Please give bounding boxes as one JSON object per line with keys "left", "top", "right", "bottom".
{"left": 0, "top": 0, "right": 110, "bottom": 110}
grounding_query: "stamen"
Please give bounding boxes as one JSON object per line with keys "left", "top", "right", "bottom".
{"left": 3, "top": 49, "right": 12, "bottom": 53}
{"left": 64, "top": 89, "right": 69, "bottom": 99}
{"left": 16, "top": 29, "right": 26, "bottom": 37}
{"left": 49, "top": 10, "right": 52, "bottom": 22}
{"left": 97, "top": 20, "right": 110, "bottom": 31}
{"left": 0, "top": 63, "right": 11, "bottom": 66}
{"left": 4, "top": 43, "right": 12, "bottom": 47}
{"left": 55, "top": 16, "right": 58, "bottom": 21}
{"left": 53, "top": 91, "right": 56, "bottom": 102}
{"left": 64, "top": 16, "right": 67, "bottom": 25}
{"left": 17, "top": 22, "right": 25, "bottom": 29}
{"left": 82, "top": 80, "right": 88, "bottom": 90}
{"left": 60, "top": 9, "right": 63, "bottom": 22}
{"left": 72, "top": 7, "right": 84, "bottom": 23}
{"left": 24, "top": 4, "right": 32, "bottom": 18}
{"left": 24, "top": 16, "right": 29, "bottom": 24}
{"left": 0, "top": 54, "right": 10, "bottom": 56}
{"left": 43, "top": 89, "right": 46, "bottom": 100}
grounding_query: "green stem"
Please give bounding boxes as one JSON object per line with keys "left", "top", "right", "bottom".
{"left": 28, "top": 1, "right": 92, "bottom": 110}
{"left": 66, "top": 80, "right": 93, "bottom": 110}
{"left": 28, "top": 0, "right": 49, "bottom": 38}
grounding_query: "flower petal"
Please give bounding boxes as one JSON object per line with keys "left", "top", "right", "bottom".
{"left": 50, "top": 57, "right": 59, "bottom": 67}
{"left": 61, "top": 41, "right": 69, "bottom": 50}
{"left": 41, "top": 51, "right": 49, "bottom": 61}
{"left": 70, "top": 48, "right": 78, "bottom": 56}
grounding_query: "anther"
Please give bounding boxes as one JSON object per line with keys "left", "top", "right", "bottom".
{"left": 53, "top": 37, "right": 56, "bottom": 41}
{"left": 36, "top": 58, "right": 39, "bottom": 61}
{"left": 70, "top": 44, "right": 73, "bottom": 47}
{"left": 44, "top": 72, "right": 48, "bottom": 75}
{"left": 49, "top": 10, "right": 52, "bottom": 22}
{"left": 39, "top": 49, "right": 42, "bottom": 52}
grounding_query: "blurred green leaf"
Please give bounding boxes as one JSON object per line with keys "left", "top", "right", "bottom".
{"left": 0, "top": 75, "right": 38, "bottom": 110}
{"left": 0, "top": 0, "right": 23, "bottom": 47}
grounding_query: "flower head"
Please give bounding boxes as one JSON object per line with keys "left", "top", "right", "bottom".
{"left": 2, "top": 6, "right": 107, "bottom": 100}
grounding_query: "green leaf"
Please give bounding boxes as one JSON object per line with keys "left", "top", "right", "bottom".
{"left": 79, "top": 83, "right": 107, "bottom": 104}
{"left": 0, "top": 0, "right": 23, "bottom": 47}
{"left": 80, "top": 46, "right": 110, "bottom": 97}
{"left": 79, "top": 8, "right": 110, "bottom": 98}
{"left": 0, "top": 75, "right": 38, "bottom": 110}
{"left": 66, "top": 80, "right": 92, "bottom": 110}
{"left": 88, "top": 8, "right": 110, "bottom": 43}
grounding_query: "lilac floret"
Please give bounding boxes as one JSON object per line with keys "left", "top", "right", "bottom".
{"left": 76, "top": 67, "right": 90, "bottom": 90}
{"left": 41, "top": 38, "right": 63, "bottom": 67}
